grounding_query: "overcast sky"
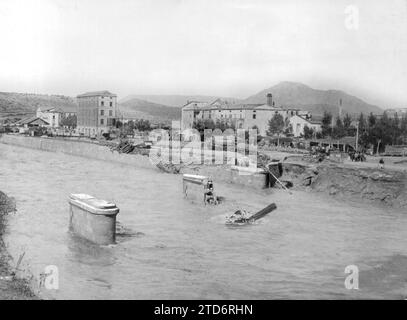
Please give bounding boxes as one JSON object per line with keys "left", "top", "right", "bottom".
{"left": 0, "top": 0, "right": 406, "bottom": 108}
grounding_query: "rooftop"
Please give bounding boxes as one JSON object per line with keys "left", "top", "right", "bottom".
{"left": 37, "top": 105, "right": 77, "bottom": 113}
{"left": 292, "top": 114, "right": 322, "bottom": 125}
{"left": 182, "top": 99, "right": 289, "bottom": 111}
{"left": 15, "top": 116, "right": 49, "bottom": 126}
{"left": 76, "top": 90, "right": 117, "bottom": 98}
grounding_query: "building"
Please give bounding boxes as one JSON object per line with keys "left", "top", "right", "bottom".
{"left": 36, "top": 107, "right": 63, "bottom": 128}
{"left": 36, "top": 106, "right": 77, "bottom": 128}
{"left": 76, "top": 90, "right": 118, "bottom": 136}
{"left": 289, "top": 114, "right": 322, "bottom": 137}
{"left": 181, "top": 93, "right": 306, "bottom": 136}
{"left": 15, "top": 116, "right": 50, "bottom": 129}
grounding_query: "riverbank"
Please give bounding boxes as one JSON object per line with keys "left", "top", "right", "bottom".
{"left": 2, "top": 133, "right": 407, "bottom": 209}
{"left": 280, "top": 160, "right": 407, "bottom": 208}
{"left": 0, "top": 191, "right": 37, "bottom": 299}
{"left": 2, "top": 142, "right": 407, "bottom": 299}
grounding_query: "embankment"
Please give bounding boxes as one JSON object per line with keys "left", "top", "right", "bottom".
{"left": 0, "top": 135, "right": 270, "bottom": 190}
{"left": 0, "top": 134, "right": 153, "bottom": 169}
{"left": 0, "top": 191, "right": 37, "bottom": 299}
{"left": 282, "top": 161, "right": 407, "bottom": 208}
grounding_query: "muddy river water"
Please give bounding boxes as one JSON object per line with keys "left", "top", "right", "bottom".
{"left": 1, "top": 143, "right": 407, "bottom": 299}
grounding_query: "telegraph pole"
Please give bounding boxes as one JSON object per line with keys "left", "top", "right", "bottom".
{"left": 355, "top": 121, "right": 359, "bottom": 151}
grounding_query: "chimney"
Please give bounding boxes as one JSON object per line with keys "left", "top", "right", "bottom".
{"left": 266, "top": 93, "right": 273, "bottom": 106}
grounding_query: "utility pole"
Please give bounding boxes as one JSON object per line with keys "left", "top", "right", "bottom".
{"left": 355, "top": 120, "right": 359, "bottom": 151}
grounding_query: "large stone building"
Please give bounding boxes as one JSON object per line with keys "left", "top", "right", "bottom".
{"left": 181, "top": 93, "right": 309, "bottom": 136}
{"left": 76, "top": 91, "right": 118, "bottom": 136}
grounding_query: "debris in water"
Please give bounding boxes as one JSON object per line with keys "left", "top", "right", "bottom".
{"left": 226, "top": 203, "right": 277, "bottom": 225}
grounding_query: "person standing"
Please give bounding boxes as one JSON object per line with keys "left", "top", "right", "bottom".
{"left": 379, "top": 158, "right": 384, "bottom": 169}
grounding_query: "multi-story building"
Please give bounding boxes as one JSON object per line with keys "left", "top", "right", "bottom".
{"left": 76, "top": 90, "right": 118, "bottom": 136}
{"left": 181, "top": 93, "right": 306, "bottom": 136}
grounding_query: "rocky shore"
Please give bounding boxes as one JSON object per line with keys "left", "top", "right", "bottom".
{"left": 0, "top": 191, "right": 37, "bottom": 300}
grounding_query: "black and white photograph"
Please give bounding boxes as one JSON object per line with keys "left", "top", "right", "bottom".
{"left": 0, "top": 0, "right": 407, "bottom": 305}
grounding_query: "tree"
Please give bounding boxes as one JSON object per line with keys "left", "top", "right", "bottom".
{"left": 134, "top": 119, "right": 151, "bottom": 131}
{"left": 332, "top": 117, "right": 346, "bottom": 139}
{"left": 267, "top": 113, "right": 285, "bottom": 145}
{"left": 358, "top": 113, "right": 367, "bottom": 132}
{"left": 368, "top": 112, "right": 376, "bottom": 128}
{"left": 400, "top": 114, "right": 407, "bottom": 144}
{"left": 60, "top": 114, "right": 77, "bottom": 128}
{"left": 203, "top": 118, "right": 215, "bottom": 130}
{"left": 343, "top": 113, "right": 353, "bottom": 136}
{"left": 391, "top": 113, "right": 401, "bottom": 145}
{"left": 192, "top": 119, "right": 206, "bottom": 132}
{"left": 214, "top": 119, "right": 234, "bottom": 131}
{"left": 284, "top": 118, "right": 293, "bottom": 136}
{"left": 321, "top": 111, "right": 332, "bottom": 138}
{"left": 303, "top": 125, "right": 314, "bottom": 139}
{"left": 115, "top": 120, "right": 123, "bottom": 128}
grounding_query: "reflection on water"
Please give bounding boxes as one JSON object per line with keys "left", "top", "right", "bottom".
{"left": 1, "top": 143, "right": 407, "bottom": 299}
{"left": 66, "top": 232, "right": 117, "bottom": 267}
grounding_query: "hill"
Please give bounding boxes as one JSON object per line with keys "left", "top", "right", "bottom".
{"left": 0, "top": 92, "right": 77, "bottom": 119}
{"left": 118, "top": 98, "right": 182, "bottom": 123}
{"left": 119, "top": 95, "right": 241, "bottom": 107}
{"left": 243, "top": 81, "right": 383, "bottom": 116}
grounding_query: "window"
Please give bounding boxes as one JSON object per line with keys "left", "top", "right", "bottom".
{"left": 109, "top": 110, "right": 113, "bottom": 116}
{"left": 100, "top": 119, "right": 104, "bottom": 125}
{"left": 110, "top": 102, "right": 113, "bottom": 107}
{"left": 101, "top": 101, "right": 104, "bottom": 106}
{"left": 253, "top": 111, "right": 256, "bottom": 119}
{"left": 101, "top": 110, "right": 104, "bottom": 116}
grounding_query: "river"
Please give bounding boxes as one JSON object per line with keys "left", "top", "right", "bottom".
{"left": 1, "top": 143, "right": 407, "bottom": 299}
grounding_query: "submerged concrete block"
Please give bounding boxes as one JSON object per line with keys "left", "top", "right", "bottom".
{"left": 68, "top": 194, "right": 119, "bottom": 245}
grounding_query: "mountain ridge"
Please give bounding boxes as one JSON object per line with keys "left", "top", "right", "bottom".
{"left": 242, "top": 81, "right": 383, "bottom": 116}
{"left": 0, "top": 82, "right": 386, "bottom": 123}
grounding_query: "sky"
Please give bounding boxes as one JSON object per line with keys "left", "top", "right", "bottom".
{"left": 0, "top": 0, "right": 406, "bottom": 108}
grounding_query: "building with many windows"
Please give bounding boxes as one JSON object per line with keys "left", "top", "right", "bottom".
{"left": 76, "top": 90, "right": 118, "bottom": 136}
{"left": 181, "top": 93, "right": 308, "bottom": 136}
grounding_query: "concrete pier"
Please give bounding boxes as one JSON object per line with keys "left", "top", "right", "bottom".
{"left": 68, "top": 194, "right": 119, "bottom": 245}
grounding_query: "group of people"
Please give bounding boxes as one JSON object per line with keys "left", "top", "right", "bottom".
{"left": 348, "top": 151, "right": 366, "bottom": 162}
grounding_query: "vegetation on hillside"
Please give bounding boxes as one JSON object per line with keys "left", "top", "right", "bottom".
{"left": 0, "top": 92, "right": 77, "bottom": 118}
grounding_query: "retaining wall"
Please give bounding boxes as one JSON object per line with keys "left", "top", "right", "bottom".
{"left": 0, "top": 134, "right": 269, "bottom": 190}
{"left": 0, "top": 134, "right": 153, "bottom": 169}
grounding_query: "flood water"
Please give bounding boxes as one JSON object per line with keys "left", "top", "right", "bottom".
{"left": 1, "top": 143, "right": 407, "bottom": 299}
